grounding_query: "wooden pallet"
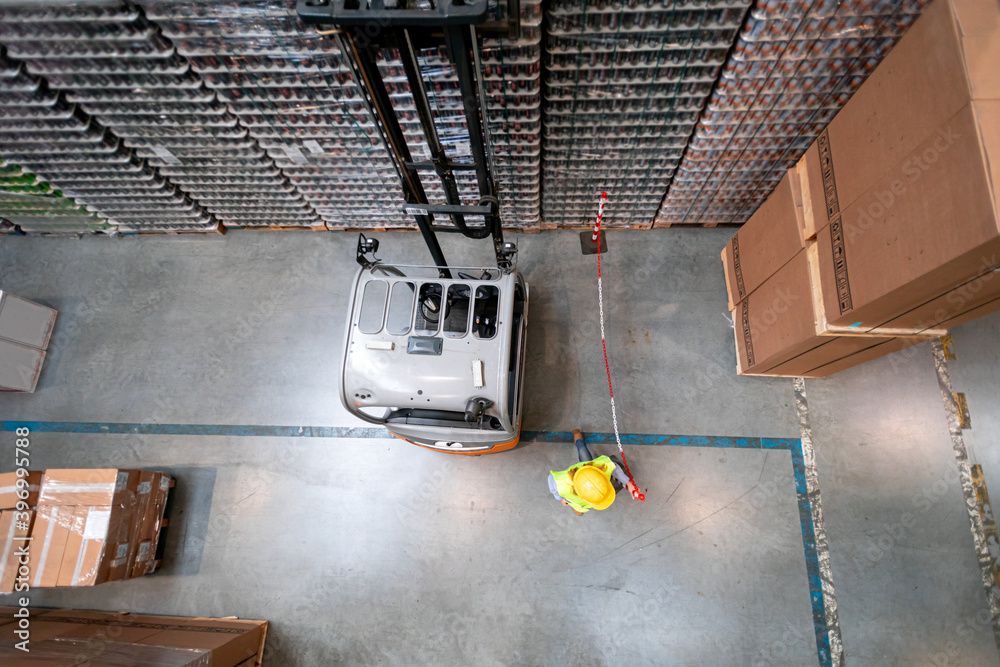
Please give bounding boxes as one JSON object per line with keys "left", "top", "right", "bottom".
{"left": 229, "top": 222, "right": 327, "bottom": 232}
{"left": 135, "top": 225, "right": 226, "bottom": 236}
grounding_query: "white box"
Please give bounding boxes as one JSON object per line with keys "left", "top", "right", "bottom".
{"left": 0, "top": 338, "right": 46, "bottom": 392}
{"left": 0, "top": 291, "right": 57, "bottom": 350}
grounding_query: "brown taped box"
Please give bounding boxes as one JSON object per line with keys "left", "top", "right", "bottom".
{"left": 0, "top": 510, "right": 34, "bottom": 591}
{"left": 31, "top": 609, "right": 267, "bottom": 666}
{"left": 808, "top": 102, "right": 1000, "bottom": 330}
{"left": 105, "top": 470, "right": 142, "bottom": 582}
{"left": 38, "top": 469, "right": 139, "bottom": 507}
{"left": 56, "top": 505, "right": 116, "bottom": 587}
{"left": 26, "top": 505, "right": 74, "bottom": 588}
{"left": 0, "top": 471, "right": 43, "bottom": 510}
{"left": 793, "top": 0, "right": 1000, "bottom": 329}
{"left": 720, "top": 169, "right": 806, "bottom": 310}
{"left": 732, "top": 251, "right": 934, "bottom": 377}
{"left": 129, "top": 471, "right": 171, "bottom": 578}
{"left": 798, "top": 0, "right": 1000, "bottom": 240}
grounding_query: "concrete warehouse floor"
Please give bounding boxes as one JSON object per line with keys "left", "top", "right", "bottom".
{"left": 0, "top": 229, "right": 997, "bottom": 666}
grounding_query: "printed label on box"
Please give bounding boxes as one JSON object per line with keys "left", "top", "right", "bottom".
{"left": 115, "top": 472, "right": 129, "bottom": 492}
{"left": 116, "top": 543, "right": 128, "bottom": 558}
{"left": 138, "top": 481, "right": 152, "bottom": 495}
{"left": 137, "top": 542, "right": 151, "bottom": 560}
{"left": 282, "top": 146, "right": 307, "bottom": 165}
{"left": 83, "top": 509, "right": 111, "bottom": 540}
{"left": 150, "top": 146, "right": 180, "bottom": 166}
{"left": 159, "top": 477, "right": 171, "bottom": 492}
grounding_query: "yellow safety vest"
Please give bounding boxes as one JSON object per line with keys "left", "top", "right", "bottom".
{"left": 550, "top": 455, "right": 616, "bottom": 513}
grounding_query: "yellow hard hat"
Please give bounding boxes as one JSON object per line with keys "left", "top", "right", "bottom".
{"left": 573, "top": 465, "right": 615, "bottom": 510}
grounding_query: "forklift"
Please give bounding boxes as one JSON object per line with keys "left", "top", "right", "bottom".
{"left": 298, "top": 0, "right": 529, "bottom": 454}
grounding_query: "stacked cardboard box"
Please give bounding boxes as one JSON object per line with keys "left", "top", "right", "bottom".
{"left": 0, "top": 608, "right": 267, "bottom": 666}
{"left": 0, "top": 291, "right": 57, "bottom": 393}
{"left": 723, "top": 0, "right": 1000, "bottom": 377}
{"left": 2, "top": 469, "right": 172, "bottom": 590}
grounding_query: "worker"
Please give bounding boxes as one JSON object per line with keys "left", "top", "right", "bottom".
{"left": 548, "top": 429, "right": 637, "bottom": 516}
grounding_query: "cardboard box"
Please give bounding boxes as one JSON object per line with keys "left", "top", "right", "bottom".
{"left": 807, "top": 102, "right": 1000, "bottom": 329}
{"left": 55, "top": 506, "right": 88, "bottom": 588}
{"left": 798, "top": 0, "right": 1000, "bottom": 237}
{"left": 136, "top": 625, "right": 265, "bottom": 667}
{"left": 0, "top": 291, "right": 58, "bottom": 350}
{"left": 104, "top": 470, "right": 141, "bottom": 582}
{"left": 721, "top": 169, "right": 805, "bottom": 310}
{"left": 0, "top": 510, "right": 34, "bottom": 591}
{"left": 128, "top": 471, "right": 163, "bottom": 578}
{"left": 0, "top": 338, "right": 46, "bottom": 392}
{"left": 732, "top": 251, "right": 934, "bottom": 377}
{"left": 57, "top": 505, "right": 113, "bottom": 587}
{"left": 38, "top": 469, "right": 135, "bottom": 507}
{"left": 877, "top": 264, "right": 1000, "bottom": 332}
{"left": 0, "top": 470, "right": 43, "bottom": 509}
{"left": 25, "top": 610, "right": 267, "bottom": 667}
{"left": 26, "top": 505, "right": 73, "bottom": 588}
{"left": 792, "top": 0, "right": 1000, "bottom": 330}
{"left": 759, "top": 336, "right": 931, "bottom": 379}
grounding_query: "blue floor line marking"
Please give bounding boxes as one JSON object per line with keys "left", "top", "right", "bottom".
{"left": 0, "top": 419, "right": 831, "bottom": 666}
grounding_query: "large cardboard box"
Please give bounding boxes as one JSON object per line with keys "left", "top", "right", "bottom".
{"left": 793, "top": 0, "right": 1000, "bottom": 329}
{"left": 732, "top": 251, "right": 934, "bottom": 377}
{"left": 26, "top": 505, "right": 72, "bottom": 588}
{"left": 15, "top": 610, "right": 268, "bottom": 667}
{"left": 0, "top": 510, "right": 34, "bottom": 591}
{"left": 721, "top": 169, "right": 806, "bottom": 310}
{"left": 763, "top": 336, "right": 930, "bottom": 379}
{"left": 0, "top": 470, "right": 43, "bottom": 509}
{"left": 798, "top": 0, "right": 1000, "bottom": 238}
{"left": 56, "top": 505, "right": 113, "bottom": 587}
{"left": 807, "top": 102, "right": 1000, "bottom": 330}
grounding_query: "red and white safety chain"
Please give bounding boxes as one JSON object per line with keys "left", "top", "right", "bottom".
{"left": 593, "top": 192, "right": 644, "bottom": 502}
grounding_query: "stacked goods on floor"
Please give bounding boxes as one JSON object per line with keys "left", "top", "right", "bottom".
{"left": 723, "top": 0, "right": 1000, "bottom": 377}
{"left": 0, "top": 11, "right": 221, "bottom": 235}
{"left": 540, "top": 1, "right": 751, "bottom": 229}
{"left": 482, "top": 0, "right": 542, "bottom": 230}
{"left": 0, "top": 469, "right": 173, "bottom": 590}
{"left": 656, "top": 0, "right": 929, "bottom": 227}
{"left": 140, "top": 0, "right": 348, "bottom": 230}
{"left": 0, "top": 163, "right": 110, "bottom": 235}
{"left": 0, "top": 1, "right": 319, "bottom": 233}
{"left": 0, "top": 291, "right": 57, "bottom": 392}
{"left": 0, "top": 47, "right": 117, "bottom": 234}
{"left": 0, "top": 609, "right": 267, "bottom": 665}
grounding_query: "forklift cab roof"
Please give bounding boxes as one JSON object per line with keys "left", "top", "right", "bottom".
{"left": 342, "top": 263, "right": 527, "bottom": 450}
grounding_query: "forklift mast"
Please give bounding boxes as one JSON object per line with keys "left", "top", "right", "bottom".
{"left": 297, "top": 0, "right": 520, "bottom": 276}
